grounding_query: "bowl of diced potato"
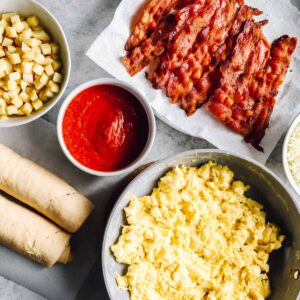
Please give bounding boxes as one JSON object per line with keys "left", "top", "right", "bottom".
{"left": 0, "top": 0, "right": 71, "bottom": 127}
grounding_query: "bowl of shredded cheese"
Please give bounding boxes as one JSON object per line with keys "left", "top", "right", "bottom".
{"left": 283, "top": 113, "right": 300, "bottom": 196}
{"left": 103, "top": 150, "right": 300, "bottom": 300}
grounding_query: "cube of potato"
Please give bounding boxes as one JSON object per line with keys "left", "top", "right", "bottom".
{"left": 48, "top": 81, "right": 59, "bottom": 93}
{"left": 50, "top": 43, "right": 59, "bottom": 54}
{"left": 17, "top": 109, "right": 25, "bottom": 116}
{"left": 21, "top": 42, "right": 31, "bottom": 53}
{"left": 22, "top": 21, "right": 29, "bottom": 29}
{"left": 44, "top": 56, "right": 53, "bottom": 65}
{"left": 52, "top": 60, "right": 62, "bottom": 71}
{"left": 32, "top": 99, "right": 43, "bottom": 110}
{"left": 9, "top": 72, "right": 21, "bottom": 81}
{"left": 20, "top": 28, "right": 32, "bottom": 41}
{"left": 21, "top": 102, "right": 33, "bottom": 115}
{"left": 11, "top": 96, "right": 23, "bottom": 108}
{"left": 53, "top": 72, "right": 62, "bottom": 83}
{"left": 0, "top": 49, "right": 5, "bottom": 58}
{"left": 2, "top": 92, "right": 9, "bottom": 102}
{"left": 6, "top": 27, "right": 18, "bottom": 38}
{"left": 32, "top": 46, "right": 41, "bottom": 55}
{"left": 11, "top": 15, "right": 20, "bottom": 24}
{"left": 44, "top": 64, "right": 54, "bottom": 76}
{"left": 22, "top": 62, "right": 33, "bottom": 74}
{"left": 34, "top": 79, "right": 45, "bottom": 90}
{"left": 32, "top": 30, "right": 50, "bottom": 42}
{"left": 20, "top": 80, "right": 28, "bottom": 90}
{"left": 0, "top": 106, "right": 6, "bottom": 116}
{"left": 41, "top": 43, "right": 51, "bottom": 55}
{"left": 39, "top": 89, "right": 47, "bottom": 101}
{"left": 39, "top": 73, "right": 49, "bottom": 85}
{"left": 8, "top": 90, "right": 18, "bottom": 99}
{"left": 43, "top": 88, "right": 54, "bottom": 99}
{"left": 27, "top": 38, "right": 42, "bottom": 48}
{"left": 34, "top": 53, "right": 45, "bottom": 64}
{"left": 7, "top": 45, "right": 16, "bottom": 53}
{"left": 7, "top": 80, "right": 17, "bottom": 91}
{"left": 2, "top": 37, "right": 13, "bottom": 47}
{"left": 7, "top": 105, "right": 18, "bottom": 115}
{"left": 0, "top": 98, "right": 6, "bottom": 107}
{"left": 33, "top": 63, "right": 43, "bottom": 75}
{"left": 29, "top": 89, "right": 38, "bottom": 101}
{"left": 0, "top": 24, "right": 5, "bottom": 35}
{"left": 27, "top": 16, "right": 39, "bottom": 27}
{"left": 2, "top": 13, "right": 17, "bottom": 21}
{"left": 8, "top": 53, "right": 21, "bottom": 64}
{"left": 13, "top": 21, "right": 25, "bottom": 33}
{"left": 23, "top": 73, "right": 34, "bottom": 83}
{"left": 19, "top": 91, "right": 29, "bottom": 102}
{"left": 22, "top": 51, "right": 35, "bottom": 62}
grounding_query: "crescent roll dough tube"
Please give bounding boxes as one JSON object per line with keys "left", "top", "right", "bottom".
{"left": 0, "top": 144, "right": 94, "bottom": 233}
{"left": 0, "top": 194, "right": 72, "bottom": 267}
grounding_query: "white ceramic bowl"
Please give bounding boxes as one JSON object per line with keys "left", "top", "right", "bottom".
{"left": 283, "top": 113, "right": 300, "bottom": 196}
{"left": 0, "top": 0, "right": 71, "bottom": 127}
{"left": 57, "top": 78, "right": 156, "bottom": 177}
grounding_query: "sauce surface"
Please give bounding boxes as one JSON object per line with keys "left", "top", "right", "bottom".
{"left": 63, "top": 85, "right": 149, "bottom": 172}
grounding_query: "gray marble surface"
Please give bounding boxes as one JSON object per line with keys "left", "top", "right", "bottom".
{"left": 1, "top": 0, "right": 300, "bottom": 299}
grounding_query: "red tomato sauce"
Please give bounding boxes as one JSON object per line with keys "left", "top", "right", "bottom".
{"left": 62, "top": 85, "right": 149, "bottom": 172}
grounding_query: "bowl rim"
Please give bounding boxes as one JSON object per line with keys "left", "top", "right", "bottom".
{"left": 0, "top": 0, "right": 71, "bottom": 128}
{"left": 102, "top": 148, "right": 300, "bottom": 300}
{"left": 282, "top": 112, "right": 300, "bottom": 196}
{"left": 57, "top": 78, "right": 156, "bottom": 177}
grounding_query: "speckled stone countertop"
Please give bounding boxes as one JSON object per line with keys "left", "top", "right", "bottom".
{"left": 1, "top": 0, "right": 300, "bottom": 299}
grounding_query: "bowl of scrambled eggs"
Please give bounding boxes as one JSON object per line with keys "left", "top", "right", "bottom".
{"left": 103, "top": 150, "right": 300, "bottom": 300}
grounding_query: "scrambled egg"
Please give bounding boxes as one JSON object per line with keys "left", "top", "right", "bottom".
{"left": 111, "top": 162, "right": 284, "bottom": 300}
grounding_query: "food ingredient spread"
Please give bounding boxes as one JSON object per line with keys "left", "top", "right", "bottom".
{"left": 111, "top": 162, "right": 284, "bottom": 299}
{"left": 287, "top": 121, "right": 300, "bottom": 186}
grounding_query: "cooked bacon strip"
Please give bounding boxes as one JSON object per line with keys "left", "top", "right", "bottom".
{"left": 149, "top": 0, "right": 221, "bottom": 89}
{"left": 245, "top": 35, "right": 297, "bottom": 150}
{"left": 123, "top": 1, "right": 206, "bottom": 76}
{"left": 125, "top": 0, "right": 177, "bottom": 51}
{"left": 165, "top": 0, "right": 236, "bottom": 103}
{"left": 206, "top": 20, "right": 267, "bottom": 130}
{"left": 182, "top": 5, "right": 263, "bottom": 114}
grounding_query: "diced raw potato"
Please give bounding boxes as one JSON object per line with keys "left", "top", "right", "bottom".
{"left": 22, "top": 51, "right": 34, "bottom": 62}
{"left": 6, "top": 26, "right": 18, "bottom": 38}
{"left": 52, "top": 60, "right": 61, "bottom": 71}
{"left": 0, "top": 106, "right": 6, "bottom": 116}
{"left": 33, "top": 64, "right": 43, "bottom": 75}
{"left": 44, "top": 64, "right": 54, "bottom": 76}
{"left": 7, "top": 45, "right": 16, "bottom": 53}
{"left": 0, "top": 49, "right": 4, "bottom": 58}
{"left": 29, "top": 89, "right": 38, "bottom": 101}
{"left": 44, "top": 88, "right": 54, "bottom": 98}
{"left": 11, "top": 96, "right": 23, "bottom": 108}
{"left": 7, "top": 105, "right": 18, "bottom": 115}
{"left": 23, "top": 73, "right": 33, "bottom": 83}
{"left": 0, "top": 98, "right": 6, "bottom": 107}
{"left": 0, "top": 24, "right": 5, "bottom": 35}
{"left": 0, "top": 59, "right": 7, "bottom": 73}
{"left": 40, "top": 73, "right": 48, "bottom": 85}
{"left": 19, "top": 91, "right": 29, "bottom": 101}
{"left": 11, "top": 15, "right": 20, "bottom": 24}
{"left": 2, "top": 92, "right": 9, "bottom": 102}
{"left": 21, "top": 42, "right": 31, "bottom": 53}
{"left": 32, "top": 46, "right": 41, "bottom": 55}
{"left": 8, "top": 53, "right": 21, "bottom": 64}
{"left": 21, "top": 102, "right": 33, "bottom": 115}
{"left": 41, "top": 43, "right": 51, "bottom": 55}
{"left": 32, "top": 99, "right": 43, "bottom": 110}
{"left": 2, "top": 37, "right": 13, "bottom": 47}
{"left": 48, "top": 81, "right": 59, "bottom": 93}
{"left": 22, "top": 62, "right": 33, "bottom": 74}
{"left": 2, "top": 13, "right": 17, "bottom": 21}
{"left": 50, "top": 43, "right": 59, "bottom": 54}
{"left": 20, "top": 28, "right": 32, "bottom": 40}
{"left": 27, "top": 16, "right": 39, "bottom": 27}
{"left": 32, "top": 30, "right": 50, "bottom": 42}
{"left": 14, "top": 21, "right": 25, "bottom": 33}
{"left": 39, "top": 89, "right": 47, "bottom": 101}
{"left": 34, "top": 79, "right": 45, "bottom": 90}
{"left": 44, "top": 56, "right": 53, "bottom": 65}
{"left": 9, "top": 72, "right": 21, "bottom": 81}
{"left": 8, "top": 90, "right": 18, "bottom": 99}
{"left": 20, "top": 80, "right": 28, "bottom": 90}
{"left": 34, "top": 53, "right": 45, "bottom": 64}
{"left": 53, "top": 72, "right": 62, "bottom": 83}
{"left": 27, "top": 37, "right": 41, "bottom": 47}
{"left": 7, "top": 80, "right": 17, "bottom": 91}
{"left": 17, "top": 109, "right": 24, "bottom": 116}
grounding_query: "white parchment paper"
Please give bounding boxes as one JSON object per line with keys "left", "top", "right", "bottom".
{"left": 87, "top": 0, "right": 300, "bottom": 164}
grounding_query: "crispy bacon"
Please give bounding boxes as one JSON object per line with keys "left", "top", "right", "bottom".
{"left": 149, "top": 0, "right": 221, "bottom": 89}
{"left": 125, "top": 0, "right": 178, "bottom": 51}
{"left": 245, "top": 35, "right": 297, "bottom": 150}
{"left": 164, "top": 0, "right": 236, "bottom": 103}
{"left": 123, "top": 1, "right": 208, "bottom": 76}
{"left": 182, "top": 5, "right": 263, "bottom": 114}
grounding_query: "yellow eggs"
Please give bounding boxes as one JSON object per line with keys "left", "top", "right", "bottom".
{"left": 111, "top": 162, "right": 284, "bottom": 300}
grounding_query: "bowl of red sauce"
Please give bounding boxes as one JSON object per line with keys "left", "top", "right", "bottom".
{"left": 57, "top": 78, "right": 155, "bottom": 176}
